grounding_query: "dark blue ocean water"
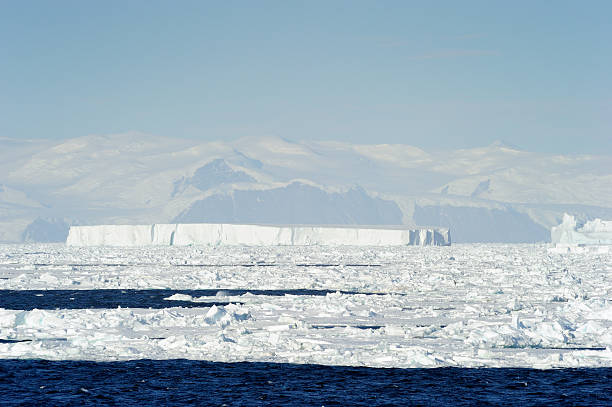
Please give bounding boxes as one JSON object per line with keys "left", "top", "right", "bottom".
{"left": 0, "top": 289, "right": 384, "bottom": 310}
{"left": 2, "top": 289, "right": 611, "bottom": 405}
{"left": 0, "top": 360, "right": 610, "bottom": 406}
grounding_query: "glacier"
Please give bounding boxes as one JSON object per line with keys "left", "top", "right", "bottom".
{"left": 65, "top": 223, "right": 451, "bottom": 247}
{"left": 549, "top": 214, "right": 612, "bottom": 253}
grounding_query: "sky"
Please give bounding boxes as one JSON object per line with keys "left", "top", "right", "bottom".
{"left": 1, "top": 1, "right": 611, "bottom": 154}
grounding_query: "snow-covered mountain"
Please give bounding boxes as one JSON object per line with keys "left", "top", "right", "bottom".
{"left": 1, "top": 132, "right": 611, "bottom": 243}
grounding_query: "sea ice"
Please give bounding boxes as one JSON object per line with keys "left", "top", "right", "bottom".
{"left": 0, "top": 243, "right": 610, "bottom": 368}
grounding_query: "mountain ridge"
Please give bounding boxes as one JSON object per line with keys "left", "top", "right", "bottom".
{"left": 1, "top": 133, "right": 610, "bottom": 243}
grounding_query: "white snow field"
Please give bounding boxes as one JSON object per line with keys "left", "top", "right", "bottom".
{"left": 66, "top": 223, "right": 451, "bottom": 247}
{"left": 549, "top": 214, "right": 612, "bottom": 254}
{"left": 1, "top": 243, "right": 611, "bottom": 368}
{"left": 3, "top": 133, "right": 612, "bottom": 244}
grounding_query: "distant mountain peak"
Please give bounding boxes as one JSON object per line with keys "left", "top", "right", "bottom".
{"left": 188, "top": 159, "right": 256, "bottom": 192}
{"left": 471, "top": 179, "right": 491, "bottom": 198}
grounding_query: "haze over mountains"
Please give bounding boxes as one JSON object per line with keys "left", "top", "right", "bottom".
{"left": 1, "top": 133, "right": 611, "bottom": 243}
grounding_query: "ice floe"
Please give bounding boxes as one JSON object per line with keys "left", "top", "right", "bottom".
{"left": 0, "top": 243, "right": 610, "bottom": 368}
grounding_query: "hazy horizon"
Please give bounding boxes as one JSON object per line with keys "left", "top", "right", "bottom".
{"left": 2, "top": 130, "right": 610, "bottom": 158}
{"left": 1, "top": 1, "right": 611, "bottom": 154}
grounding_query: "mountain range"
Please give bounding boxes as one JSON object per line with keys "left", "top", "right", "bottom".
{"left": 1, "top": 133, "right": 611, "bottom": 243}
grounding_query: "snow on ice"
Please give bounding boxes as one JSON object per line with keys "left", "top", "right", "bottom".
{"left": 0, "top": 243, "right": 611, "bottom": 368}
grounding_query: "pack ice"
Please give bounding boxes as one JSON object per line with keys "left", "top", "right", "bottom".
{"left": 549, "top": 214, "right": 612, "bottom": 253}
{"left": 2, "top": 243, "right": 612, "bottom": 368}
{"left": 65, "top": 223, "right": 451, "bottom": 247}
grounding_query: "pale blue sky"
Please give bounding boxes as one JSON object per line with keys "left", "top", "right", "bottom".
{"left": 1, "top": 1, "right": 610, "bottom": 153}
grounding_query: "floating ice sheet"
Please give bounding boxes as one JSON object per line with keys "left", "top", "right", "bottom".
{"left": 0, "top": 243, "right": 611, "bottom": 368}
{"left": 66, "top": 223, "right": 451, "bottom": 247}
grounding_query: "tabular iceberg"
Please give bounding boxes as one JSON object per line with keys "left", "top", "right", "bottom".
{"left": 66, "top": 223, "right": 451, "bottom": 247}
{"left": 549, "top": 214, "right": 612, "bottom": 253}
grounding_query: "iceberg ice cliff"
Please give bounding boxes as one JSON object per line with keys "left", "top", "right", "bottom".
{"left": 549, "top": 214, "right": 612, "bottom": 253}
{"left": 66, "top": 223, "right": 451, "bottom": 247}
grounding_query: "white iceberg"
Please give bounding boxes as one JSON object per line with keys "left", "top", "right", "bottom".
{"left": 66, "top": 223, "right": 451, "bottom": 247}
{"left": 549, "top": 214, "right": 612, "bottom": 253}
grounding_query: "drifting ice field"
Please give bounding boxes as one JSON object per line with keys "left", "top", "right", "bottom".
{"left": 0, "top": 243, "right": 611, "bottom": 369}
